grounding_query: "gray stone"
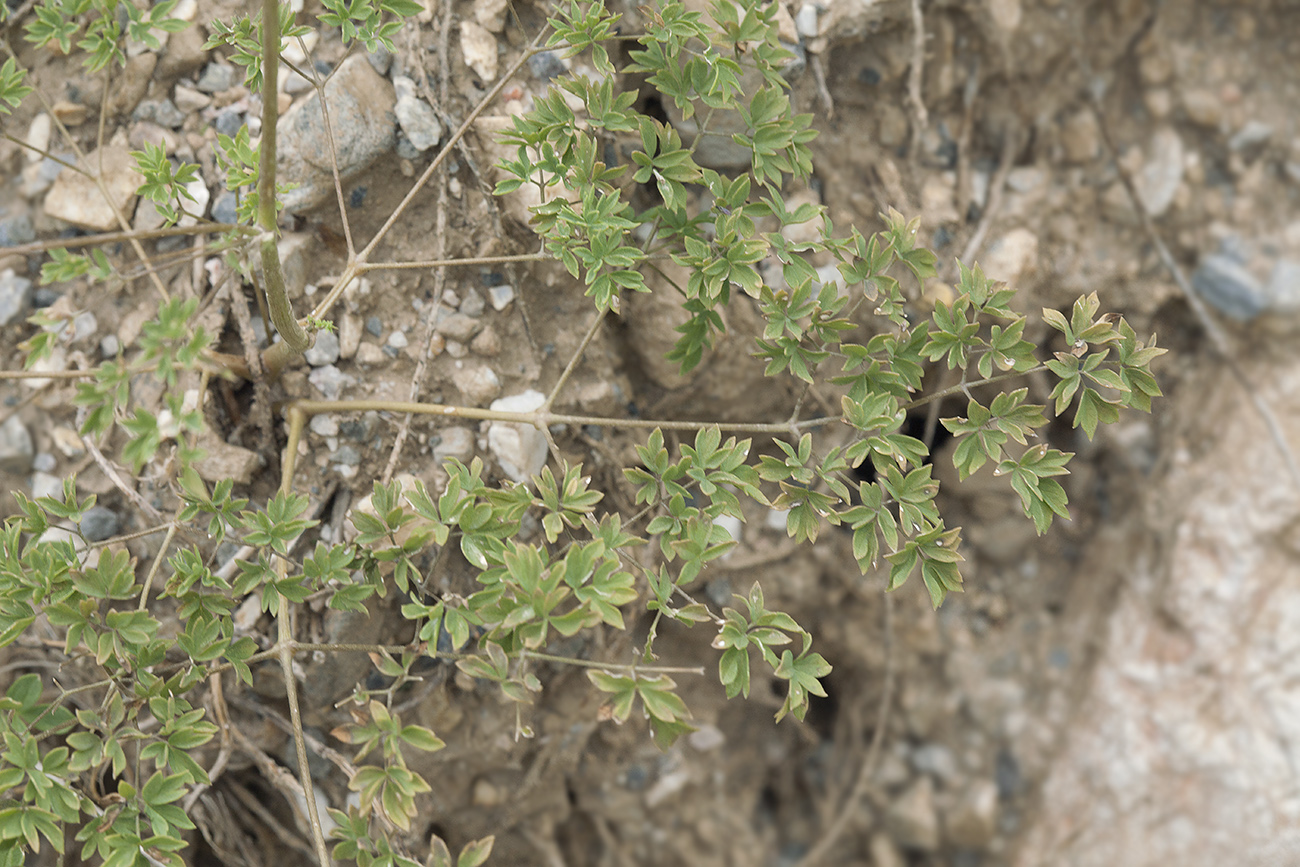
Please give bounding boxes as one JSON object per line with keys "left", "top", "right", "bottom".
{"left": 885, "top": 777, "right": 940, "bottom": 851}
{"left": 339, "top": 411, "right": 380, "bottom": 442}
{"left": 366, "top": 47, "right": 393, "bottom": 76}
{"left": 386, "top": 330, "right": 408, "bottom": 349}
{"left": 211, "top": 190, "right": 238, "bottom": 224}
{"left": 331, "top": 445, "right": 361, "bottom": 467}
{"left": 32, "top": 452, "right": 56, "bottom": 473}
{"left": 277, "top": 55, "right": 397, "bottom": 213}
{"left": 395, "top": 133, "right": 421, "bottom": 162}
{"left": 1230, "top": 120, "right": 1274, "bottom": 153}
{"left": 365, "top": 316, "right": 383, "bottom": 337}
{"left": 432, "top": 427, "right": 475, "bottom": 464}
{"left": 0, "top": 416, "right": 34, "bottom": 474}
{"left": 487, "top": 284, "right": 515, "bottom": 311}
{"left": 527, "top": 51, "right": 567, "bottom": 81}
{"left": 20, "top": 156, "right": 66, "bottom": 200}
{"left": 0, "top": 214, "right": 35, "bottom": 247}
{"left": 132, "top": 99, "right": 186, "bottom": 129}
{"left": 435, "top": 312, "right": 482, "bottom": 341}
{"left": 452, "top": 364, "right": 501, "bottom": 405}
{"left": 71, "top": 312, "right": 97, "bottom": 342}
{"left": 79, "top": 505, "right": 121, "bottom": 542}
{"left": 305, "top": 329, "right": 341, "bottom": 366}
{"left": 195, "top": 435, "right": 261, "bottom": 485}
{"left": 308, "top": 364, "right": 355, "bottom": 400}
{"left": 214, "top": 109, "right": 244, "bottom": 137}
{"left": 1191, "top": 254, "right": 1267, "bottom": 321}
{"left": 0, "top": 270, "right": 33, "bottom": 326}
{"left": 393, "top": 87, "right": 441, "bottom": 152}
{"left": 196, "top": 62, "right": 236, "bottom": 94}
{"left": 487, "top": 390, "right": 548, "bottom": 484}
{"left": 459, "top": 288, "right": 485, "bottom": 317}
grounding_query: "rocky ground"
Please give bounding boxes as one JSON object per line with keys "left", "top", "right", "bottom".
{"left": 2, "top": 0, "right": 1300, "bottom": 865}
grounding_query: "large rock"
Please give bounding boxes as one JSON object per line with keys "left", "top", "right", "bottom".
{"left": 1014, "top": 355, "right": 1300, "bottom": 865}
{"left": 277, "top": 55, "right": 396, "bottom": 213}
{"left": 43, "top": 145, "right": 143, "bottom": 232}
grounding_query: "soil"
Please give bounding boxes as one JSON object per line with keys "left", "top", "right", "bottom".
{"left": 1, "top": 0, "right": 1298, "bottom": 865}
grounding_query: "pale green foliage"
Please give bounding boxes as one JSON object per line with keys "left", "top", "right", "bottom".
{"left": 0, "top": 0, "right": 1164, "bottom": 864}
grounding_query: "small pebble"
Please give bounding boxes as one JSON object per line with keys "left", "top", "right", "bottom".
{"left": 432, "top": 427, "right": 475, "bottom": 463}
{"left": 355, "top": 343, "right": 387, "bottom": 365}
{"left": 387, "top": 330, "right": 409, "bottom": 349}
{"left": 32, "top": 453, "right": 56, "bottom": 473}
{"left": 30, "top": 471, "right": 62, "bottom": 501}
{"left": 214, "top": 109, "right": 244, "bottom": 137}
{"left": 1191, "top": 253, "right": 1267, "bottom": 321}
{"left": 459, "top": 288, "right": 486, "bottom": 317}
{"left": 365, "top": 315, "right": 383, "bottom": 337}
{"left": 305, "top": 329, "right": 341, "bottom": 366}
{"left": 308, "top": 364, "right": 355, "bottom": 400}
{"left": 452, "top": 364, "right": 501, "bottom": 404}
{"left": 331, "top": 445, "right": 361, "bottom": 467}
{"left": 310, "top": 415, "right": 339, "bottom": 437}
{"left": 132, "top": 99, "right": 186, "bottom": 129}
{"left": 0, "top": 214, "right": 36, "bottom": 248}
{"left": 70, "top": 311, "right": 97, "bottom": 343}
{"left": 0, "top": 270, "right": 33, "bottom": 326}
{"left": 487, "top": 284, "right": 515, "bottom": 311}
{"left": 196, "top": 62, "right": 236, "bottom": 93}
{"left": 100, "top": 334, "right": 120, "bottom": 357}
{"left": 79, "top": 505, "right": 121, "bottom": 542}
{"left": 528, "top": 51, "right": 567, "bottom": 81}
{"left": 470, "top": 326, "right": 500, "bottom": 357}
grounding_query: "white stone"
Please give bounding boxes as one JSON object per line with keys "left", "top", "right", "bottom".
{"left": 488, "top": 284, "right": 516, "bottom": 311}
{"left": 452, "top": 364, "right": 501, "bottom": 405}
{"left": 26, "top": 113, "right": 51, "bottom": 163}
{"left": 1137, "top": 126, "right": 1184, "bottom": 218}
{"left": 980, "top": 228, "right": 1039, "bottom": 287}
{"left": 474, "top": 0, "right": 508, "bottom": 32}
{"left": 387, "top": 330, "right": 409, "bottom": 349}
{"left": 310, "top": 414, "right": 339, "bottom": 437}
{"left": 487, "top": 390, "right": 548, "bottom": 484}
{"left": 795, "top": 3, "right": 819, "bottom": 38}
{"left": 460, "top": 21, "right": 499, "bottom": 82}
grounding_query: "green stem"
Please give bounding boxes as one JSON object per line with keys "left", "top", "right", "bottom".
{"left": 259, "top": 0, "right": 311, "bottom": 365}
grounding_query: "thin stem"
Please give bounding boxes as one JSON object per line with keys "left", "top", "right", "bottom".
{"left": 137, "top": 523, "right": 177, "bottom": 611}
{"left": 287, "top": 397, "right": 841, "bottom": 435}
{"left": 357, "top": 251, "right": 550, "bottom": 271}
{"left": 275, "top": 405, "right": 330, "bottom": 867}
{"left": 520, "top": 650, "right": 704, "bottom": 676}
{"left": 901, "top": 366, "right": 1046, "bottom": 412}
{"left": 0, "top": 132, "right": 86, "bottom": 173}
